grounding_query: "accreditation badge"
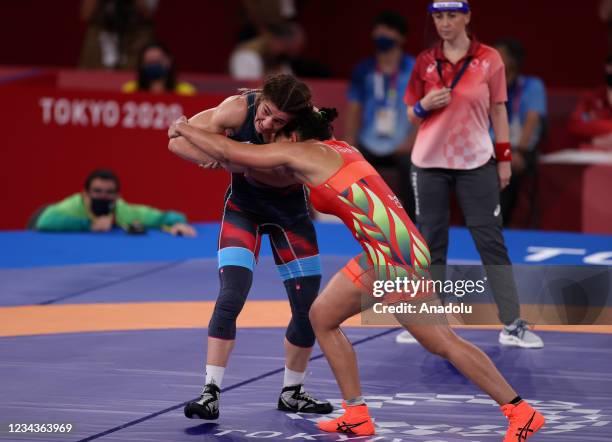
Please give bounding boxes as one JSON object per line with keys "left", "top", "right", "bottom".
{"left": 375, "top": 107, "right": 397, "bottom": 137}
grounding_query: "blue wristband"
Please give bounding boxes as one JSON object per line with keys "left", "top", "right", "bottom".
{"left": 413, "top": 100, "right": 429, "bottom": 119}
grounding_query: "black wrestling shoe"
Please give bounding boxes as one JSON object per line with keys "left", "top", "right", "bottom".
{"left": 184, "top": 383, "right": 220, "bottom": 420}
{"left": 277, "top": 384, "right": 333, "bottom": 414}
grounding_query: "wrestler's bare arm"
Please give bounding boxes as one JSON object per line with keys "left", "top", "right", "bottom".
{"left": 185, "top": 96, "right": 249, "bottom": 171}
{"left": 190, "top": 96, "right": 297, "bottom": 186}
{"left": 188, "top": 95, "right": 247, "bottom": 134}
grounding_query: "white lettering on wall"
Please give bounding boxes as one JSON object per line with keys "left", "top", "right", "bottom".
{"left": 38, "top": 97, "right": 183, "bottom": 130}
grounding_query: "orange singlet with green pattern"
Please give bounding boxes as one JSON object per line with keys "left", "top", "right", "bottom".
{"left": 306, "top": 140, "right": 431, "bottom": 291}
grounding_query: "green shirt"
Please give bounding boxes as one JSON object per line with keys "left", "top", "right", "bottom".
{"left": 35, "top": 193, "right": 187, "bottom": 232}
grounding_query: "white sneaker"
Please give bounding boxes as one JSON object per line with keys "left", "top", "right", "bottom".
{"left": 395, "top": 330, "right": 418, "bottom": 344}
{"left": 499, "top": 319, "right": 544, "bottom": 349}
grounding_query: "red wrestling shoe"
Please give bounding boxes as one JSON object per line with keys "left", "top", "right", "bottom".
{"left": 501, "top": 400, "right": 545, "bottom": 441}
{"left": 317, "top": 403, "right": 375, "bottom": 436}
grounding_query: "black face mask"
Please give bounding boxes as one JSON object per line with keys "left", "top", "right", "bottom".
{"left": 374, "top": 36, "right": 397, "bottom": 53}
{"left": 142, "top": 63, "right": 169, "bottom": 80}
{"left": 606, "top": 73, "right": 612, "bottom": 87}
{"left": 90, "top": 198, "right": 115, "bottom": 216}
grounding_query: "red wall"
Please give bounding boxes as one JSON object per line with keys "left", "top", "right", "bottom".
{"left": 0, "top": 68, "right": 349, "bottom": 230}
{"left": 1, "top": 83, "right": 230, "bottom": 230}
{"left": 0, "top": 1, "right": 607, "bottom": 88}
{"left": 0, "top": 69, "right": 604, "bottom": 232}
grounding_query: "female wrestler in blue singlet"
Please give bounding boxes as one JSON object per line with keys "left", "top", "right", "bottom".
{"left": 173, "top": 74, "right": 332, "bottom": 419}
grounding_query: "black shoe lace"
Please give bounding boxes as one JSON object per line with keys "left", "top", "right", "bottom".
{"left": 197, "top": 385, "right": 219, "bottom": 408}
{"left": 515, "top": 412, "right": 536, "bottom": 440}
{"left": 508, "top": 319, "right": 534, "bottom": 339}
{"left": 336, "top": 420, "right": 366, "bottom": 434}
{"left": 294, "top": 389, "right": 318, "bottom": 404}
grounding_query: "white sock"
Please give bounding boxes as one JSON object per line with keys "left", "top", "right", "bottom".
{"left": 283, "top": 366, "right": 306, "bottom": 387}
{"left": 205, "top": 364, "right": 225, "bottom": 388}
{"left": 346, "top": 396, "right": 366, "bottom": 406}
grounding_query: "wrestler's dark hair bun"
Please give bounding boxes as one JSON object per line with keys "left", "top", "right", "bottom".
{"left": 319, "top": 107, "right": 338, "bottom": 124}
{"left": 279, "top": 106, "right": 338, "bottom": 141}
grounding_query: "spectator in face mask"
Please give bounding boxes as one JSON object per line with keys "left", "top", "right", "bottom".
{"left": 122, "top": 42, "right": 196, "bottom": 95}
{"left": 345, "top": 10, "right": 417, "bottom": 221}
{"left": 569, "top": 55, "right": 612, "bottom": 147}
{"left": 32, "top": 169, "right": 196, "bottom": 236}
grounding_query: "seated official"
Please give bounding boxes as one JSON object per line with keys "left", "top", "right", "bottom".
{"left": 33, "top": 169, "right": 196, "bottom": 236}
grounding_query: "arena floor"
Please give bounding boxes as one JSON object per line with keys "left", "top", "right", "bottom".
{"left": 1, "top": 223, "right": 611, "bottom": 441}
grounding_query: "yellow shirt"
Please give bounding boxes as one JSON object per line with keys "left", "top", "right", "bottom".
{"left": 122, "top": 80, "right": 197, "bottom": 96}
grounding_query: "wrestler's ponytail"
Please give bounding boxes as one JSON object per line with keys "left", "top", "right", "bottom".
{"left": 318, "top": 108, "right": 338, "bottom": 125}
{"left": 280, "top": 107, "right": 338, "bottom": 141}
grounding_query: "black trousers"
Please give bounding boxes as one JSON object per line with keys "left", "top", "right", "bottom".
{"left": 411, "top": 159, "right": 520, "bottom": 325}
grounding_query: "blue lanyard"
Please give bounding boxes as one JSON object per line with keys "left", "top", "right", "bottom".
{"left": 374, "top": 68, "right": 399, "bottom": 105}
{"left": 436, "top": 56, "right": 473, "bottom": 90}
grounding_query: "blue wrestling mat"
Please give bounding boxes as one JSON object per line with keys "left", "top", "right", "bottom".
{"left": 1, "top": 223, "right": 611, "bottom": 441}
{"left": 2, "top": 222, "right": 612, "bottom": 268}
{"left": 0, "top": 328, "right": 610, "bottom": 441}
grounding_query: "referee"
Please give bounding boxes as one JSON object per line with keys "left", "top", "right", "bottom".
{"left": 399, "top": 0, "right": 543, "bottom": 348}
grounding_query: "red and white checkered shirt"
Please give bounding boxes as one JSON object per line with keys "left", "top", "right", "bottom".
{"left": 405, "top": 39, "right": 507, "bottom": 169}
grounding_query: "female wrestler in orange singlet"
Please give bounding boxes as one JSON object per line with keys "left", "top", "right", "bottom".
{"left": 168, "top": 108, "right": 544, "bottom": 441}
